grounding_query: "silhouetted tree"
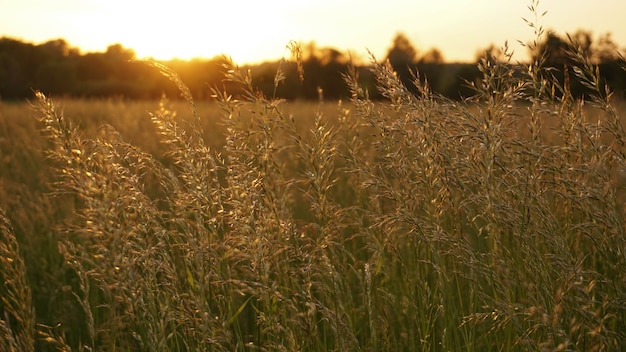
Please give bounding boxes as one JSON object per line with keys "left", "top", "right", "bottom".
{"left": 385, "top": 33, "right": 419, "bottom": 94}
{"left": 530, "top": 30, "right": 626, "bottom": 97}
{"left": 0, "top": 38, "right": 42, "bottom": 98}
{"left": 569, "top": 30, "right": 593, "bottom": 60}
{"left": 276, "top": 41, "right": 351, "bottom": 100}
{"left": 590, "top": 33, "right": 621, "bottom": 64}
{"left": 77, "top": 53, "right": 113, "bottom": 81}
{"left": 442, "top": 63, "right": 481, "bottom": 99}
{"left": 419, "top": 48, "right": 444, "bottom": 64}
{"left": 533, "top": 29, "right": 622, "bottom": 66}
{"left": 104, "top": 44, "right": 135, "bottom": 62}
{"left": 386, "top": 33, "right": 417, "bottom": 68}
{"left": 536, "top": 31, "right": 571, "bottom": 66}
{"left": 34, "top": 40, "right": 80, "bottom": 95}
{"left": 475, "top": 44, "right": 507, "bottom": 64}
{"left": 39, "top": 39, "right": 79, "bottom": 58}
{"left": 309, "top": 45, "right": 350, "bottom": 99}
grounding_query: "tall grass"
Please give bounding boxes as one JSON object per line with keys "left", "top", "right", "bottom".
{"left": 1, "top": 3, "right": 626, "bottom": 350}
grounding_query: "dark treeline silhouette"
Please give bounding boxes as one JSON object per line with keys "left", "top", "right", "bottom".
{"left": 0, "top": 30, "right": 624, "bottom": 101}
{"left": 530, "top": 30, "right": 626, "bottom": 98}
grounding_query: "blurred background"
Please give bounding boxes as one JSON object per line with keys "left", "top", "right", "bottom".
{"left": 1, "top": 0, "right": 625, "bottom": 100}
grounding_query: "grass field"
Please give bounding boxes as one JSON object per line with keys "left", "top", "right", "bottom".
{"left": 2, "top": 34, "right": 626, "bottom": 351}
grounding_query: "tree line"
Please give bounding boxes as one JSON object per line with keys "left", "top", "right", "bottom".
{"left": 0, "top": 30, "right": 624, "bottom": 101}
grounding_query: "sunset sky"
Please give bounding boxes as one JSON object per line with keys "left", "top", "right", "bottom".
{"left": 2, "top": 0, "right": 626, "bottom": 64}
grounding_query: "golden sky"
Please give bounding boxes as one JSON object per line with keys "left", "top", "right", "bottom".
{"left": 2, "top": 0, "right": 625, "bottom": 64}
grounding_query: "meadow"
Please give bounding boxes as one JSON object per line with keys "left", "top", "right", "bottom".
{"left": 2, "top": 26, "right": 626, "bottom": 351}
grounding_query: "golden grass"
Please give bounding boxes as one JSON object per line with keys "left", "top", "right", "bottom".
{"left": 1, "top": 13, "right": 626, "bottom": 349}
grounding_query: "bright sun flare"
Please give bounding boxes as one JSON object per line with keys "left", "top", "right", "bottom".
{"left": 79, "top": 0, "right": 291, "bottom": 63}
{"left": 4, "top": 0, "right": 626, "bottom": 66}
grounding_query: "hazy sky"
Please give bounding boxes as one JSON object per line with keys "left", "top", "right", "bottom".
{"left": 2, "top": 0, "right": 625, "bottom": 64}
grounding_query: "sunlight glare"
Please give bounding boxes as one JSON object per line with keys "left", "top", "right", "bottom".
{"left": 80, "top": 0, "right": 292, "bottom": 62}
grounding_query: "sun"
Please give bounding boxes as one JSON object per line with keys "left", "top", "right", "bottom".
{"left": 75, "top": 0, "right": 293, "bottom": 63}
